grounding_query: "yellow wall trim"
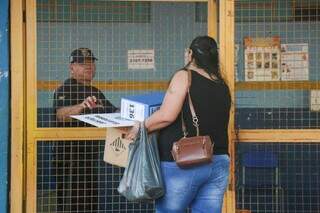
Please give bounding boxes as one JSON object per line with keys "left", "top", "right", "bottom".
{"left": 238, "top": 129, "right": 320, "bottom": 142}
{"left": 37, "top": 80, "right": 320, "bottom": 91}
{"left": 38, "top": 80, "right": 168, "bottom": 91}
{"left": 236, "top": 81, "right": 320, "bottom": 90}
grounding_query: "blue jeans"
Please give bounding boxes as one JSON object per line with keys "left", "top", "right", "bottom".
{"left": 155, "top": 155, "right": 230, "bottom": 213}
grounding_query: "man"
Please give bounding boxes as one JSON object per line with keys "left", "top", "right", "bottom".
{"left": 53, "top": 47, "right": 118, "bottom": 127}
{"left": 52, "top": 48, "right": 117, "bottom": 212}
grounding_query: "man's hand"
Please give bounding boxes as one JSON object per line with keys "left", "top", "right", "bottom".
{"left": 56, "top": 96, "right": 105, "bottom": 122}
{"left": 81, "top": 96, "right": 104, "bottom": 109}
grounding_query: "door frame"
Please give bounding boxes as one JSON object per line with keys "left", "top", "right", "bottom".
{"left": 10, "top": 1, "right": 236, "bottom": 212}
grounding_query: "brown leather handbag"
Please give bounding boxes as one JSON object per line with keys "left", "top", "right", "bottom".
{"left": 171, "top": 70, "right": 214, "bottom": 168}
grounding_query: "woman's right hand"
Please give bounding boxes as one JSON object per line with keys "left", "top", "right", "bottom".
{"left": 124, "top": 121, "right": 141, "bottom": 140}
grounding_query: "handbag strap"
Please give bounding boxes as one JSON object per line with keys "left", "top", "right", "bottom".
{"left": 181, "top": 70, "right": 200, "bottom": 137}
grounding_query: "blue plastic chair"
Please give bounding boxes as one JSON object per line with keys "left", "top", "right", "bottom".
{"left": 240, "top": 151, "right": 283, "bottom": 212}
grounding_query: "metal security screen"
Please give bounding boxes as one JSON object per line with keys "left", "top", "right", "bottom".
{"left": 36, "top": 0, "right": 208, "bottom": 128}
{"left": 235, "top": 1, "right": 320, "bottom": 213}
{"left": 236, "top": 142, "right": 320, "bottom": 213}
{"left": 37, "top": 140, "right": 155, "bottom": 212}
{"left": 35, "top": 1, "right": 208, "bottom": 212}
{"left": 235, "top": 0, "right": 320, "bottom": 130}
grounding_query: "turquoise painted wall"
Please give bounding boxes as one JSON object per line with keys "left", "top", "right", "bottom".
{"left": 0, "top": 0, "right": 9, "bottom": 212}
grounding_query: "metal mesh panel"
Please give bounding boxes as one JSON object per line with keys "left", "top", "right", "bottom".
{"left": 235, "top": 142, "right": 320, "bottom": 213}
{"left": 235, "top": 0, "right": 320, "bottom": 129}
{"left": 36, "top": 0, "right": 207, "bottom": 128}
{"left": 35, "top": 2, "right": 207, "bottom": 211}
{"left": 235, "top": 1, "right": 320, "bottom": 213}
{"left": 37, "top": 140, "right": 155, "bottom": 212}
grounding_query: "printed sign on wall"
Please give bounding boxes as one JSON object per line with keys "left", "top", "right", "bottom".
{"left": 244, "top": 37, "right": 281, "bottom": 81}
{"left": 310, "top": 90, "right": 320, "bottom": 112}
{"left": 128, "top": 49, "right": 155, "bottom": 69}
{"left": 281, "top": 43, "right": 309, "bottom": 81}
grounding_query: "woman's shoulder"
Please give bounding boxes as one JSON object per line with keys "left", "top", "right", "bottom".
{"left": 170, "top": 69, "right": 188, "bottom": 82}
{"left": 168, "top": 70, "right": 189, "bottom": 92}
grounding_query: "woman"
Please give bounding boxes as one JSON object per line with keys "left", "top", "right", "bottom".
{"left": 127, "top": 36, "right": 231, "bottom": 213}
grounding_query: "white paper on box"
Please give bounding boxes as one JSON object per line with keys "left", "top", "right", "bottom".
{"left": 120, "top": 92, "right": 164, "bottom": 121}
{"left": 121, "top": 100, "right": 147, "bottom": 121}
{"left": 70, "top": 113, "right": 135, "bottom": 127}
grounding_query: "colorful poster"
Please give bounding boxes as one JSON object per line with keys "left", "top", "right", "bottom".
{"left": 281, "top": 43, "right": 309, "bottom": 81}
{"left": 128, "top": 49, "right": 155, "bottom": 69}
{"left": 244, "top": 37, "right": 281, "bottom": 81}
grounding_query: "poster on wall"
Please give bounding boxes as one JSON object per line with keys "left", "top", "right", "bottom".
{"left": 281, "top": 43, "right": 309, "bottom": 81}
{"left": 128, "top": 49, "right": 155, "bottom": 69}
{"left": 244, "top": 37, "right": 281, "bottom": 81}
{"left": 310, "top": 90, "right": 320, "bottom": 112}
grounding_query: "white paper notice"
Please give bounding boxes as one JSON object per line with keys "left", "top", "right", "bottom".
{"left": 70, "top": 113, "right": 135, "bottom": 128}
{"left": 310, "top": 90, "right": 320, "bottom": 112}
{"left": 128, "top": 49, "right": 154, "bottom": 69}
{"left": 281, "top": 43, "right": 309, "bottom": 81}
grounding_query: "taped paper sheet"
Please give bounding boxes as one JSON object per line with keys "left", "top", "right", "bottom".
{"left": 71, "top": 113, "right": 135, "bottom": 128}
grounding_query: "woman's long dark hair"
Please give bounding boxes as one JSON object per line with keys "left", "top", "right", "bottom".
{"left": 185, "top": 36, "right": 225, "bottom": 83}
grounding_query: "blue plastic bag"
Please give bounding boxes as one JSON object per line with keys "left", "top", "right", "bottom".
{"left": 117, "top": 125, "right": 165, "bottom": 202}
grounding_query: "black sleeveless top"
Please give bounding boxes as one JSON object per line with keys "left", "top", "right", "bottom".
{"left": 158, "top": 70, "right": 231, "bottom": 161}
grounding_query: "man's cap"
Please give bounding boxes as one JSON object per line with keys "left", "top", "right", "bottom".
{"left": 69, "top": 47, "right": 98, "bottom": 63}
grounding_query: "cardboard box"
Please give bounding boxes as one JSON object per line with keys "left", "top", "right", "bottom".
{"left": 104, "top": 127, "right": 133, "bottom": 167}
{"left": 70, "top": 113, "right": 135, "bottom": 167}
{"left": 71, "top": 92, "right": 164, "bottom": 167}
{"left": 121, "top": 92, "right": 165, "bottom": 121}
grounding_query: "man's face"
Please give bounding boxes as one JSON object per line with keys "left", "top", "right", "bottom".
{"left": 70, "top": 58, "right": 96, "bottom": 83}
